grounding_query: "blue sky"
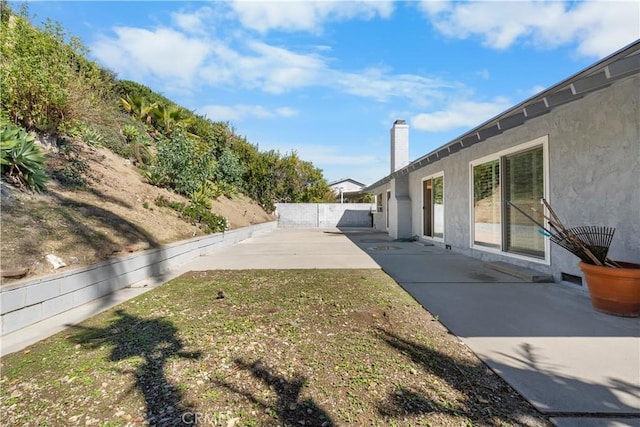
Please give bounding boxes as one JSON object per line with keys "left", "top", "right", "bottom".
{"left": 22, "top": 1, "right": 640, "bottom": 185}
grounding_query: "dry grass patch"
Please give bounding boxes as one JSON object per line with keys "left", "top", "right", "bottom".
{"left": 0, "top": 270, "right": 551, "bottom": 426}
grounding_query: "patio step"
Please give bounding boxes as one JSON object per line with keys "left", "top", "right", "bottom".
{"left": 484, "top": 261, "right": 554, "bottom": 283}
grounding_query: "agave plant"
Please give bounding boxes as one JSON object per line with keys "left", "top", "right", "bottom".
{"left": 80, "top": 126, "right": 104, "bottom": 147}
{"left": 190, "top": 180, "right": 222, "bottom": 209}
{"left": 0, "top": 121, "right": 48, "bottom": 191}
{"left": 121, "top": 124, "right": 141, "bottom": 142}
{"left": 0, "top": 123, "right": 20, "bottom": 160}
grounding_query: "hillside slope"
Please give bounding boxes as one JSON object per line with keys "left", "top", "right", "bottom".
{"left": 0, "top": 140, "right": 275, "bottom": 284}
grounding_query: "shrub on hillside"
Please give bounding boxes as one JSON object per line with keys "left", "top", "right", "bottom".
{"left": 154, "top": 195, "right": 229, "bottom": 234}
{"left": 0, "top": 4, "right": 115, "bottom": 134}
{"left": 0, "top": 118, "right": 48, "bottom": 191}
{"left": 148, "top": 131, "right": 217, "bottom": 196}
{"left": 216, "top": 148, "right": 245, "bottom": 189}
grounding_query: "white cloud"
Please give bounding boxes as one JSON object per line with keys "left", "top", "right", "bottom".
{"left": 298, "top": 145, "right": 380, "bottom": 166}
{"left": 197, "top": 40, "right": 328, "bottom": 94}
{"left": 334, "top": 67, "right": 457, "bottom": 106}
{"left": 229, "top": 0, "right": 394, "bottom": 33}
{"left": 171, "top": 7, "right": 214, "bottom": 35}
{"left": 568, "top": 1, "right": 640, "bottom": 57}
{"left": 197, "top": 35, "right": 456, "bottom": 104}
{"left": 199, "top": 104, "right": 299, "bottom": 122}
{"left": 89, "top": 4, "right": 480, "bottom": 111}
{"left": 411, "top": 98, "right": 512, "bottom": 132}
{"left": 92, "top": 20, "right": 456, "bottom": 103}
{"left": 419, "top": 0, "right": 640, "bottom": 58}
{"left": 91, "top": 27, "right": 211, "bottom": 86}
{"left": 244, "top": 41, "right": 328, "bottom": 93}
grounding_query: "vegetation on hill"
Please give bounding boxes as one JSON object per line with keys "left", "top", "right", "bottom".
{"left": 0, "top": 1, "right": 335, "bottom": 217}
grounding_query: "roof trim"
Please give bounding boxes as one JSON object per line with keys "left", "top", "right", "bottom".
{"left": 364, "top": 39, "right": 640, "bottom": 192}
{"left": 328, "top": 177, "right": 366, "bottom": 187}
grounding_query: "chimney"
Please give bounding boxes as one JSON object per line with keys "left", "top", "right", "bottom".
{"left": 390, "top": 119, "right": 409, "bottom": 173}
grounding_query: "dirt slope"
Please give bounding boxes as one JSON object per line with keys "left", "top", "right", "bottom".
{"left": 0, "top": 142, "right": 275, "bottom": 284}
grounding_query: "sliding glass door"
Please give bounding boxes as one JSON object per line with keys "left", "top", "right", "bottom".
{"left": 471, "top": 140, "right": 546, "bottom": 260}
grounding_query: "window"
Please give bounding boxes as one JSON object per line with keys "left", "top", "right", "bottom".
{"left": 386, "top": 190, "right": 391, "bottom": 228}
{"left": 377, "top": 193, "right": 383, "bottom": 212}
{"left": 422, "top": 174, "right": 444, "bottom": 239}
{"left": 472, "top": 160, "right": 500, "bottom": 248}
{"left": 504, "top": 147, "right": 545, "bottom": 257}
{"left": 470, "top": 138, "right": 548, "bottom": 260}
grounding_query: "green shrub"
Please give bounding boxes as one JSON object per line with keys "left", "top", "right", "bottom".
{"left": 132, "top": 140, "right": 153, "bottom": 166}
{"left": 151, "top": 131, "right": 217, "bottom": 195}
{"left": 48, "top": 137, "right": 90, "bottom": 188}
{"left": 0, "top": 119, "right": 48, "bottom": 191}
{"left": 154, "top": 195, "right": 229, "bottom": 234}
{"left": 0, "top": 5, "right": 115, "bottom": 133}
{"left": 0, "top": 4, "right": 335, "bottom": 208}
{"left": 51, "top": 158, "right": 88, "bottom": 188}
{"left": 216, "top": 148, "right": 245, "bottom": 187}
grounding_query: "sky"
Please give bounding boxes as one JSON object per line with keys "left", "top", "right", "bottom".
{"left": 21, "top": 0, "right": 640, "bottom": 185}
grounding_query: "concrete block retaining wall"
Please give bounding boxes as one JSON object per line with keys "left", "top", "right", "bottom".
{"left": 0, "top": 221, "right": 277, "bottom": 336}
{"left": 276, "top": 203, "right": 375, "bottom": 228}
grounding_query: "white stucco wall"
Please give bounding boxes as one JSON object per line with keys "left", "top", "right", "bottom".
{"left": 276, "top": 203, "right": 375, "bottom": 228}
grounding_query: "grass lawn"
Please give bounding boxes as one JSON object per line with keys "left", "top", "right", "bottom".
{"left": 0, "top": 269, "right": 550, "bottom": 426}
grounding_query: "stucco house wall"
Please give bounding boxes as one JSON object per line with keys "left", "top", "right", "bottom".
{"left": 367, "top": 41, "right": 639, "bottom": 287}
{"left": 402, "top": 73, "right": 639, "bottom": 282}
{"left": 330, "top": 180, "right": 365, "bottom": 194}
{"left": 372, "top": 183, "right": 390, "bottom": 231}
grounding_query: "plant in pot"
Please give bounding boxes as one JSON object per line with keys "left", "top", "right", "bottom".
{"left": 509, "top": 199, "right": 640, "bottom": 317}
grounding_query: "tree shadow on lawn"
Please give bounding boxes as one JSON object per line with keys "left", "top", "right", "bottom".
{"left": 69, "top": 309, "right": 201, "bottom": 426}
{"left": 215, "top": 358, "right": 335, "bottom": 426}
{"left": 376, "top": 328, "right": 548, "bottom": 426}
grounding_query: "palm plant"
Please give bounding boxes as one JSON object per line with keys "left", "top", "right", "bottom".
{"left": 120, "top": 95, "right": 155, "bottom": 124}
{"left": 150, "top": 103, "right": 194, "bottom": 136}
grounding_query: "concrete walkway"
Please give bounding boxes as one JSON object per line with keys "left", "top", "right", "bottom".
{"left": 340, "top": 229, "right": 640, "bottom": 427}
{"left": 2, "top": 227, "right": 639, "bottom": 426}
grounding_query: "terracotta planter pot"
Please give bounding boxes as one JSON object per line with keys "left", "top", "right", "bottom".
{"left": 579, "top": 261, "right": 640, "bottom": 317}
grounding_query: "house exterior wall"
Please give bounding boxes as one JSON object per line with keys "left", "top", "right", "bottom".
{"left": 372, "top": 184, "right": 390, "bottom": 231}
{"left": 404, "top": 74, "right": 639, "bottom": 284}
{"left": 390, "top": 174, "right": 412, "bottom": 239}
{"left": 370, "top": 177, "right": 412, "bottom": 238}
{"left": 330, "top": 180, "right": 364, "bottom": 194}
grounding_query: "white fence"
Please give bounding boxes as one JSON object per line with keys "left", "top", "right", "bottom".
{"left": 276, "top": 203, "right": 375, "bottom": 228}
